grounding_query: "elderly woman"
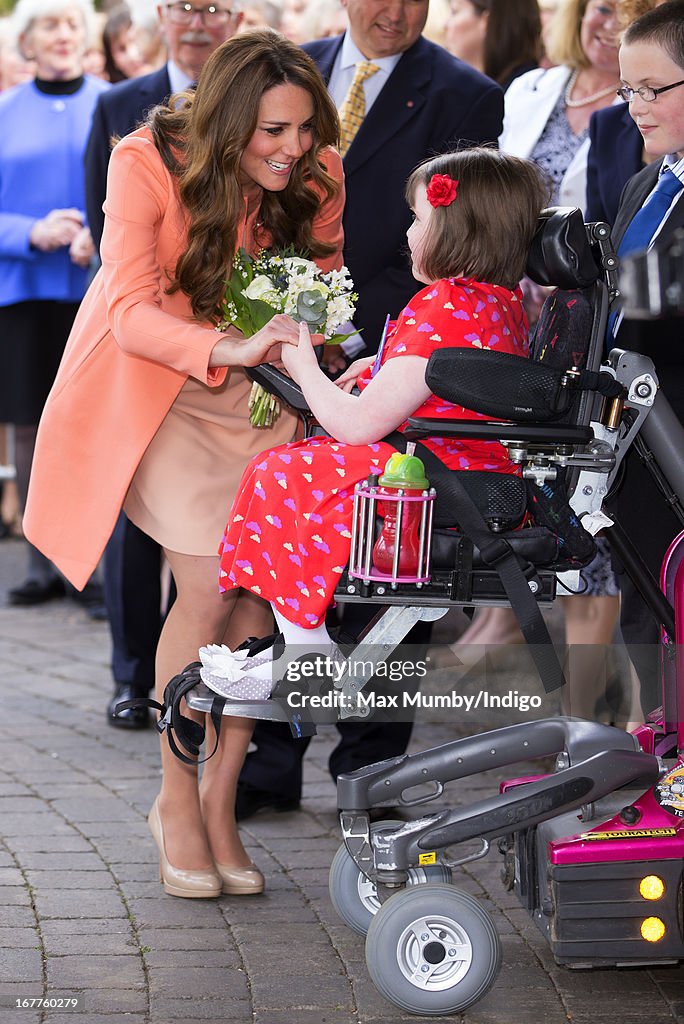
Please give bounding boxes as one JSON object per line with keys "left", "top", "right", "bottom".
{"left": 0, "top": 0, "right": 108, "bottom": 606}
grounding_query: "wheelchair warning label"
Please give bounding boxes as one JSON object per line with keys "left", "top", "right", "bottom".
{"left": 655, "top": 764, "right": 684, "bottom": 818}
{"left": 578, "top": 828, "right": 677, "bottom": 840}
{"left": 418, "top": 853, "right": 437, "bottom": 865}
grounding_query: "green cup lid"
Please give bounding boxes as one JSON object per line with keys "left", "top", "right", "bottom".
{"left": 378, "top": 452, "right": 429, "bottom": 489}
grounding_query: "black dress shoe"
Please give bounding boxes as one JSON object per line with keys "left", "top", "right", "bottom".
{"left": 8, "top": 577, "right": 66, "bottom": 606}
{"left": 235, "top": 782, "right": 300, "bottom": 822}
{"left": 107, "top": 684, "right": 150, "bottom": 730}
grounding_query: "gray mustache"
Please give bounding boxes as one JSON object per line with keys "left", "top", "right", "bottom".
{"left": 179, "top": 31, "right": 212, "bottom": 44}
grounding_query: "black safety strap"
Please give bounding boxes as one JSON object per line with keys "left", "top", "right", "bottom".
{"left": 115, "top": 633, "right": 317, "bottom": 764}
{"left": 115, "top": 661, "right": 227, "bottom": 766}
{"left": 384, "top": 431, "right": 566, "bottom": 692}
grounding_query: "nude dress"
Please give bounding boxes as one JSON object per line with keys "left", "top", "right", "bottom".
{"left": 124, "top": 366, "right": 298, "bottom": 555}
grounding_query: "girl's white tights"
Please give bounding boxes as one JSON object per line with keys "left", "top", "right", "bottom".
{"left": 272, "top": 607, "right": 332, "bottom": 649}
{"left": 227, "top": 606, "right": 336, "bottom": 685}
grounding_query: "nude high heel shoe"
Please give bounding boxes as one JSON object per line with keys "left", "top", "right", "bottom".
{"left": 214, "top": 862, "right": 265, "bottom": 896}
{"left": 148, "top": 798, "right": 222, "bottom": 899}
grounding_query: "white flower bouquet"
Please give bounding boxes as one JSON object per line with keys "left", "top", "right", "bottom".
{"left": 217, "top": 248, "right": 358, "bottom": 427}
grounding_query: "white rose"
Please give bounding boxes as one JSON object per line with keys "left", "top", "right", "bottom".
{"left": 283, "top": 256, "right": 317, "bottom": 277}
{"left": 244, "top": 274, "right": 279, "bottom": 303}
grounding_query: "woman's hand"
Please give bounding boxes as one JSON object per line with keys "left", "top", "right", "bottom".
{"left": 29, "top": 208, "right": 84, "bottom": 252}
{"left": 209, "top": 314, "right": 301, "bottom": 368}
{"left": 334, "top": 355, "right": 375, "bottom": 393}
{"left": 69, "top": 226, "right": 95, "bottom": 269}
{"left": 280, "top": 321, "right": 320, "bottom": 384}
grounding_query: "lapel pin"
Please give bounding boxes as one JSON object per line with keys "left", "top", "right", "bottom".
{"left": 406, "top": 100, "right": 414, "bottom": 108}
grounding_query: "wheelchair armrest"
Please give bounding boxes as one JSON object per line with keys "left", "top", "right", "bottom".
{"left": 405, "top": 416, "right": 594, "bottom": 445}
{"left": 246, "top": 364, "right": 312, "bottom": 415}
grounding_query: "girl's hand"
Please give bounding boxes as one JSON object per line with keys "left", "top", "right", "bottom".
{"left": 280, "top": 321, "right": 319, "bottom": 384}
{"left": 210, "top": 314, "right": 300, "bottom": 368}
{"left": 334, "top": 356, "right": 375, "bottom": 393}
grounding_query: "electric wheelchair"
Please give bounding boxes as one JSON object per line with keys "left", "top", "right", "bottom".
{"left": 170, "top": 210, "right": 684, "bottom": 1016}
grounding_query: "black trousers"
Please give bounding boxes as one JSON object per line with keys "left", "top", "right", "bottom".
{"left": 610, "top": 421, "right": 683, "bottom": 714}
{"left": 103, "top": 512, "right": 166, "bottom": 693}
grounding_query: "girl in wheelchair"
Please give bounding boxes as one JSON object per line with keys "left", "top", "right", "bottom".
{"left": 201, "top": 147, "right": 548, "bottom": 698}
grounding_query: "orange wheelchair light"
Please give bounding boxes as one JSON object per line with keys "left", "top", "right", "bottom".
{"left": 639, "top": 875, "right": 665, "bottom": 901}
{"left": 640, "top": 917, "right": 666, "bottom": 942}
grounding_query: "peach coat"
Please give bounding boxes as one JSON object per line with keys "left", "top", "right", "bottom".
{"left": 24, "top": 128, "right": 345, "bottom": 590}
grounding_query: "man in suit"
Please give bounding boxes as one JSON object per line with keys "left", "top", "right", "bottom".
{"left": 237, "top": 0, "right": 505, "bottom": 818}
{"left": 307, "top": 0, "right": 504, "bottom": 359}
{"left": 85, "top": 1, "right": 243, "bottom": 728}
{"left": 605, "top": 0, "right": 684, "bottom": 713}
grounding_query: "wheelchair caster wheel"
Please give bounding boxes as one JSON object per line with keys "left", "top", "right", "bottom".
{"left": 365, "top": 883, "right": 501, "bottom": 1016}
{"left": 328, "top": 821, "right": 452, "bottom": 936}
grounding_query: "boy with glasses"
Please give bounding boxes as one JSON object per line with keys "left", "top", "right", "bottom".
{"left": 607, "top": 0, "right": 684, "bottom": 715}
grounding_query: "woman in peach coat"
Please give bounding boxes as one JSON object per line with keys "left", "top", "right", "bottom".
{"left": 24, "top": 31, "right": 345, "bottom": 898}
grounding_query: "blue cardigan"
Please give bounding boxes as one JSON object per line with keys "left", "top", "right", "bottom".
{"left": 0, "top": 76, "right": 109, "bottom": 307}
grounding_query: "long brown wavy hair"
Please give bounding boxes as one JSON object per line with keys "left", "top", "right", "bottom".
{"left": 147, "top": 30, "right": 340, "bottom": 323}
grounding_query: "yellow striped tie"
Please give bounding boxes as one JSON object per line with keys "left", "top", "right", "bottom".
{"left": 338, "top": 61, "right": 380, "bottom": 157}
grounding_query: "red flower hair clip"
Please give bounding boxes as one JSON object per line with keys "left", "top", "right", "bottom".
{"left": 426, "top": 173, "right": 459, "bottom": 208}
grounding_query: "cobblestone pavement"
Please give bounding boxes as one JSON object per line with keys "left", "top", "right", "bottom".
{"left": 1, "top": 537, "right": 683, "bottom": 1024}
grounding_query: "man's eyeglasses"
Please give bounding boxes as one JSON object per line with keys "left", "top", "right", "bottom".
{"left": 165, "top": 3, "right": 233, "bottom": 25}
{"left": 617, "top": 78, "right": 684, "bottom": 103}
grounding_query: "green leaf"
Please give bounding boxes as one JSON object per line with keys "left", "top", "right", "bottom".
{"left": 296, "top": 290, "right": 327, "bottom": 325}
{"left": 325, "top": 328, "right": 363, "bottom": 346}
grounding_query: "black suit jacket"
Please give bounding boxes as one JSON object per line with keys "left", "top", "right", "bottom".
{"left": 609, "top": 160, "right": 684, "bottom": 576}
{"left": 612, "top": 160, "right": 684, "bottom": 419}
{"left": 586, "top": 103, "right": 644, "bottom": 227}
{"left": 84, "top": 65, "right": 172, "bottom": 250}
{"left": 304, "top": 35, "right": 504, "bottom": 353}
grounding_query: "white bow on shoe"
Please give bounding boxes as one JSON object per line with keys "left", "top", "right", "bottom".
{"left": 198, "top": 643, "right": 273, "bottom": 701}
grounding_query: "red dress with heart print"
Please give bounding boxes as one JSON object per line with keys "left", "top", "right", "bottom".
{"left": 218, "top": 277, "right": 529, "bottom": 627}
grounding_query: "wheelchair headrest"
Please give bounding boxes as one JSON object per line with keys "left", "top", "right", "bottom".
{"left": 526, "top": 207, "right": 600, "bottom": 289}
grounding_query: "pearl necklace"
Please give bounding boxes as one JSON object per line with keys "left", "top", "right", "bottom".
{"left": 564, "top": 69, "right": 617, "bottom": 108}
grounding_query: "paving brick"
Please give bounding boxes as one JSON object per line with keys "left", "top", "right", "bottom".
{"left": 39, "top": 918, "right": 132, "bottom": 938}
{"left": 1, "top": 949, "right": 44, "bottom": 984}
{"left": 43, "top": 1017, "right": 147, "bottom": 1024}
{"left": 249, "top": 973, "right": 354, "bottom": 1010}
{"left": 255, "top": 1014, "right": 357, "bottom": 1024}
{"left": 42, "top": 933, "right": 140, "bottom": 957}
{"left": 149, "top": 996, "right": 252, "bottom": 1019}
{"left": 148, "top": 967, "right": 250, "bottom": 998}
{"left": 55, "top": 988, "right": 149, "bottom": 1014}
{"left": 125, "top": 897, "right": 226, "bottom": 930}
{"left": 0, "top": 908, "right": 37, "bottom": 928}
{"left": 25, "top": 871, "right": 114, "bottom": 890}
{"left": 137, "top": 928, "right": 237, "bottom": 953}
{"left": 14, "top": 851, "right": 105, "bottom": 868}
{"left": 46, "top": 955, "right": 144, "bottom": 991}
{"left": 0, "top": 887, "right": 32, "bottom": 906}
{"left": 34, "top": 890, "right": 127, "bottom": 920}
